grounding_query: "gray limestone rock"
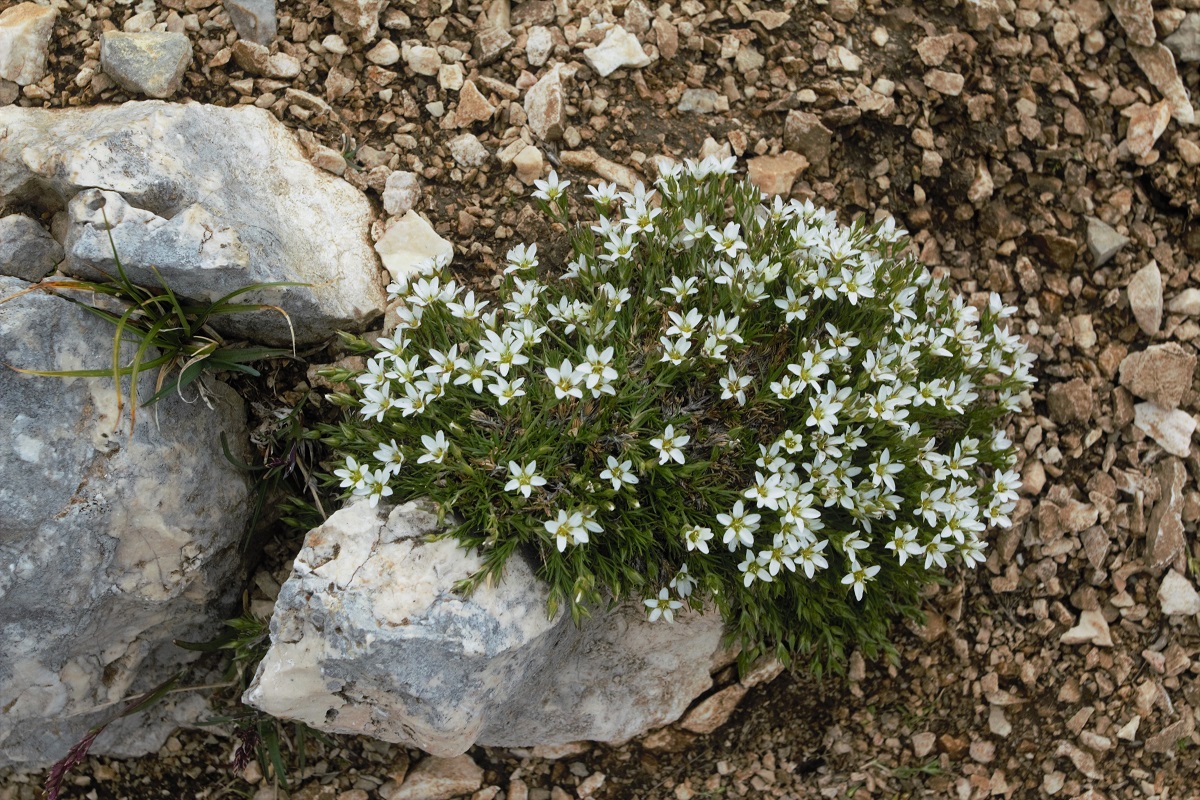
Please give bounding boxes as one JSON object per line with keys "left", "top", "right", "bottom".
{"left": 225, "top": 0, "right": 278, "bottom": 45}
{"left": 678, "top": 88, "right": 721, "bottom": 113}
{"left": 0, "top": 214, "right": 63, "bottom": 281}
{"left": 0, "top": 101, "right": 387, "bottom": 346}
{"left": 1085, "top": 216, "right": 1129, "bottom": 267}
{"left": 1165, "top": 14, "right": 1200, "bottom": 62}
{"left": 100, "top": 32, "right": 193, "bottom": 99}
{"left": 0, "top": 3, "right": 57, "bottom": 86}
{"left": 0, "top": 275, "right": 254, "bottom": 767}
{"left": 245, "top": 500, "right": 727, "bottom": 755}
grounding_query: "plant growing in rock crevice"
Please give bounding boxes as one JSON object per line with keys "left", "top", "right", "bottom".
{"left": 320, "top": 158, "right": 1035, "bottom": 670}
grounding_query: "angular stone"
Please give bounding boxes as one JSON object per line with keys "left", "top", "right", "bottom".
{"left": 1109, "top": 0, "right": 1155, "bottom": 45}
{"left": 583, "top": 25, "right": 651, "bottom": 78}
{"left": 225, "top": 0, "right": 277, "bottom": 45}
{"left": 455, "top": 80, "right": 495, "bottom": 127}
{"left": 231, "top": 40, "right": 301, "bottom": 79}
{"left": 1128, "top": 44, "right": 1195, "bottom": 126}
{"left": 1046, "top": 377, "right": 1093, "bottom": 424}
{"left": 512, "top": 144, "right": 543, "bottom": 185}
{"left": 1060, "top": 609, "right": 1113, "bottom": 646}
{"left": 0, "top": 275, "right": 253, "bottom": 767}
{"left": 0, "top": 2, "right": 57, "bottom": 86}
{"left": 366, "top": 39, "right": 400, "bottom": 66}
{"left": 1086, "top": 217, "right": 1129, "bottom": 266}
{"left": 1144, "top": 714, "right": 1195, "bottom": 754}
{"left": 924, "top": 69, "right": 965, "bottom": 96}
{"left": 406, "top": 45, "right": 441, "bottom": 76}
{"left": 1127, "top": 260, "right": 1163, "bottom": 335}
{"left": 963, "top": 0, "right": 1001, "bottom": 30}
{"left": 1033, "top": 232, "right": 1078, "bottom": 270}
{"left": 747, "top": 152, "right": 808, "bottom": 198}
{"left": 678, "top": 88, "right": 721, "bottom": 113}
{"left": 374, "top": 211, "right": 453, "bottom": 284}
{"left": 474, "top": 25, "right": 514, "bottom": 66}
{"left": 100, "top": 32, "right": 193, "bottom": 99}
{"left": 447, "top": 133, "right": 489, "bottom": 167}
{"left": 383, "top": 171, "right": 421, "bottom": 217}
{"left": 678, "top": 684, "right": 748, "bottom": 735}
{"left": 524, "top": 68, "right": 565, "bottom": 142}
{"left": 384, "top": 755, "right": 484, "bottom": 800}
{"left": 331, "top": 0, "right": 384, "bottom": 42}
{"left": 1165, "top": 13, "right": 1200, "bottom": 62}
{"left": 1134, "top": 403, "right": 1196, "bottom": 457}
{"left": 1123, "top": 100, "right": 1173, "bottom": 159}
{"left": 1158, "top": 570, "right": 1200, "bottom": 616}
{"left": 0, "top": 102, "right": 386, "bottom": 346}
{"left": 1169, "top": 288, "right": 1200, "bottom": 316}
{"left": 526, "top": 25, "right": 553, "bottom": 67}
{"left": 1146, "top": 458, "right": 1187, "bottom": 568}
{"left": 244, "top": 501, "right": 726, "bottom": 754}
{"left": 783, "top": 111, "right": 832, "bottom": 178}
{"left": 917, "top": 34, "right": 956, "bottom": 67}
{"left": 1119, "top": 344, "right": 1196, "bottom": 410}
{"left": 0, "top": 214, "right": 62, "bottom": 281}
{"left": 558, "top": 148, "right": 641, "bottom": 190}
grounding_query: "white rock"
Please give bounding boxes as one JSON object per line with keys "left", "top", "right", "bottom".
{"left": 437, "top": 62, "right": 464, "bottom": 91}
{"left": 385, "top": 754, "right": 484, "bottom": 800}
{"left": 1158, "top": 571, "right": 1200, "bottom": 616}
{"left": 524, "top": 67, "right": 565, "bottom": 141}
{"left": 406, "top": 45, "right": 441, "bottom": 76}
{"left": 1168, "top": 288, "right": 1200, "bottom": 316}
{"left": 1127, "top": 260, "right": 1163, "bottom": 335}
{"left": 1134, "top": 402, "right": 1197, "bottom": 457}
{"left": 244, "top": 500, "right": 727, "bottom": 755}
{"left": 374, "top": 210, "right": 453, "bottom": 283}
{"left": 366, "top": 39, "right": 400, "bottom": 66}
{"left": 331, "top": 0, "right": 384, "bottom": 42}
{"left": 0, "top": 2, "right": 58, "bottom": 86}
{"left": 0, "top": 275, "right": 254, "bottom": 767}
{"left": 0, "top": 102, "right": 386, "bottom": 346}
{"left": 583, "top": 25, "right": 651, "bottom": 77}
{"left": 447, "top": 133, "right": 489, "bottom": 167}
{"left": 526, "top": 25, "right": 553, "bottom": 67}
{"left": 1060, "top": 608, "right": 1113, "bottom": 647}
{"left": 512, "top": 144, "right": 543, "bottom": 185}
{"left": 383, "top": 170, "right": 421, "bottom": 216}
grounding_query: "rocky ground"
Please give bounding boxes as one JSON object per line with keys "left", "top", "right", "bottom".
{"left": 3, "top": 0, "right": 1200, "bottom": 797}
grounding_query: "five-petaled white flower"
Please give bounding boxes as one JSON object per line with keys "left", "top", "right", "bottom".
{"left": 505, "top": 461, "right": 547, "bottom": 498}
{"left": 683, "top": 524, "right": 715, "bottom": 554}
{"left": 418, "top": 430, "right": 449, "bottom": 465}
{"left": 719, "top": 366, "right": 752, "bottom": 406}
{"left": 600, "top": 456, "right": 638, "bottom": 491}
{"left": 718, "top": 501, "right": 761, "bottom": 550}
{"left": 841, "top": 562, "right": 881, "bottom": 601}
{"left": 650, "top": 424, "right": 690, "bottom": 465}
{"left": 544, "top": 509, "right": 588, "bottom": 552}
{"left": 533, "top": 170, "right": 570, "bottom": 202}
{"left": 644, "top": 587, "right": 683, "bottom": 622}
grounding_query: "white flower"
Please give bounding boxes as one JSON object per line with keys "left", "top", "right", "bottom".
{"left": 454, "top": 351, "right": 490, "bottom": 393}
{"left": 586, "top": 181, "right": 619, "bottom": 206}
{"left": 358, "top": 468, "right": 393, "bottom": 508}
{"left": 666, "top": 308, "right": 703, "bottom": 339}
{"left": 659, "top": 335, "right": 692, "bottom": 365}
{"left": 505, "top": 461, "right": 547, "bottom": 498}
{"left": 683, "top": 524, "right": 714, "bottom": 554}
{"left": 708, "top": 222, "right": 747, "bottom": 258}
{"left": 744, "top": 472, "right": 786, "bottom": 510}
{"left": 922, "top": 537, "right": 955, "bottom": 570}
{"left": 719, "top": 366, "right": 752, "bottom": 406}
{"left": 600, "top": 456, "right": 638, "bottom": 491}
{"left": 795, "top": 538, "right": 829, "bottom": 579}
{"left": 884, "top": 524, "right": 922, "bottom": 566}
{"left": 670, "top": 564, "right": 695, "bottom": 597}
{"left": 334, "top": 456, "right": 367, "bottom": 490}
{"left": 644, "top": 587, "right": 683, "bottom": 622}
{"left": 661, "top": 275, "right": 700, "bottom": 302}
{"left": 774, "top": 284, "right": 809, "bottom": 323}
{"left": 545, "top": 358, "right": 584, "bottom": 400}
{"left": 545, "top": 508, "right": 588, "bottom": 552}
{"left": 718, "top": 500, "right": 761, "bottom": 551}
{"left": 504, "top": 243, "right": 539, "bottom": 274}
{"left": 533, "top": 170, "right": 570, "bottom": 202}
{"left": 841, "top": 562, "right": 880, "bottom": 601}
{"left": 869, "top": 448, "right": 904, "bottom": 491}
{"left": 487, "top": 374, "right": 526, "bottom": 406}
{"left": 446, "top": 290, "right": 489, "bottom": 320}
{"left": 418, "top": 430, "right": 449, "bottom": 465}
{"left": 373, "top": 440, "right": 405, "bottom": 476}
{"left": 650, "top": 424, "right": 690, "bottom": 465}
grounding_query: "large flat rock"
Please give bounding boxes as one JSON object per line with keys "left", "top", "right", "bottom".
{"left": 0, "top": 101, "right": 387, "bottom": 346}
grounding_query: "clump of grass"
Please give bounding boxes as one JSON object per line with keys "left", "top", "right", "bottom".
{"left": 2, "top": 219, "right": 303, "bottom": 431}
{"left": 317, "top": 158, "right": 1033, "bottom": 672}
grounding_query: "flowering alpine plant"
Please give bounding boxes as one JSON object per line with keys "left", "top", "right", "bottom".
{"left": 319, "top": 157, "right": 1035, "bottom": 671}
